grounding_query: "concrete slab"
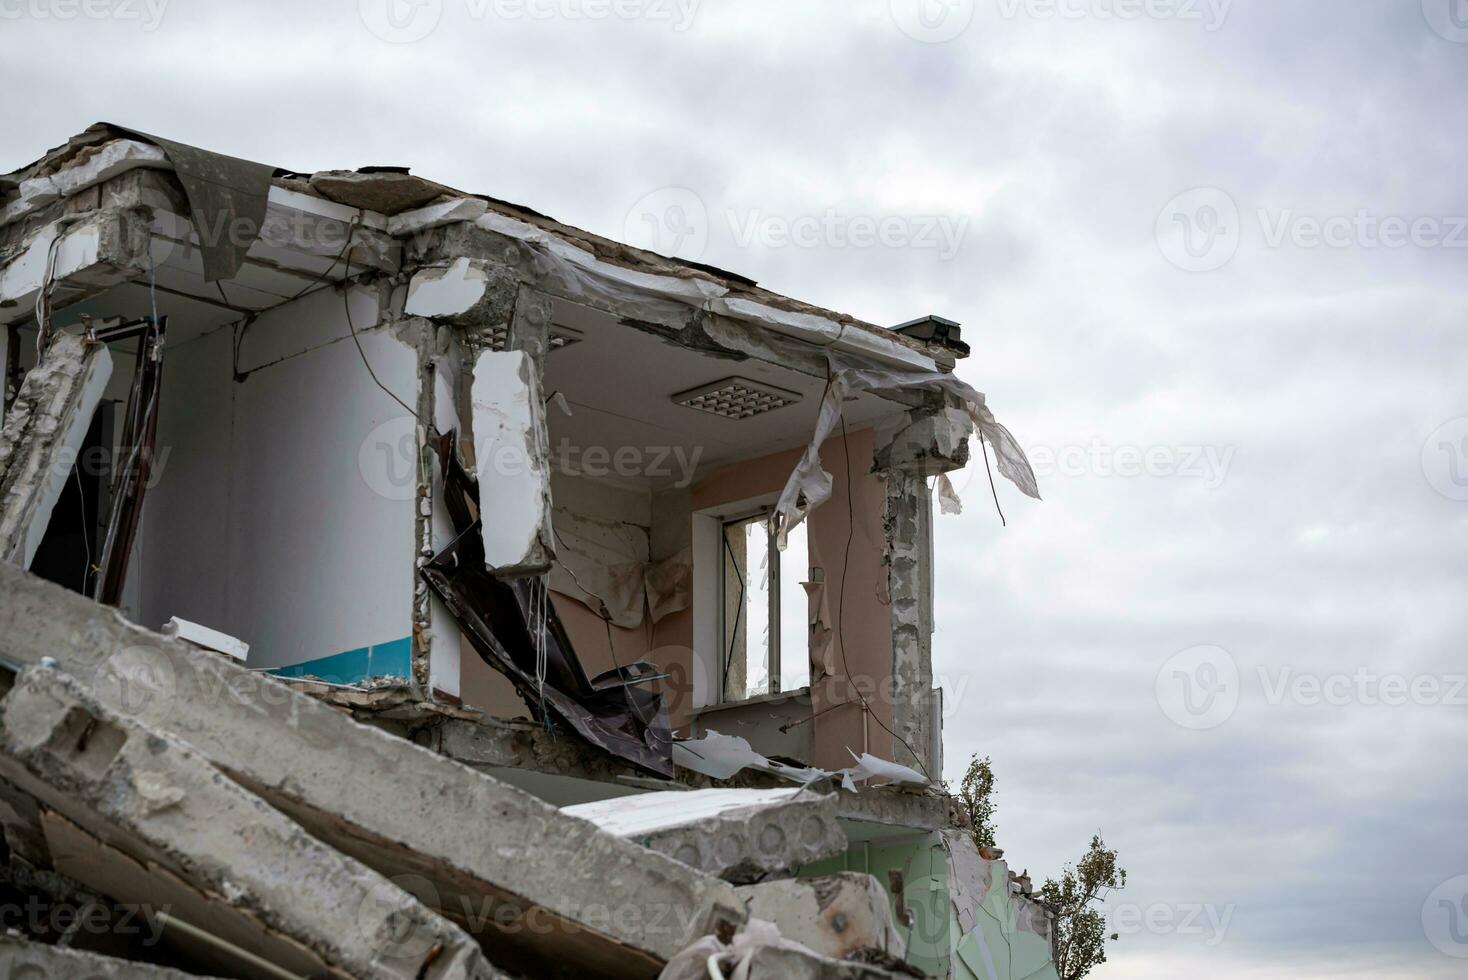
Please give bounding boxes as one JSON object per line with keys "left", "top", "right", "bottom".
{"left": 735, "top": 874, "right": 905, "bottom": 963}
{"left": 0, "top": 564, "right": 746, "bottom": 980}
{"left": 0, "top": 331, "right": 113, "bottom": 567}
{"left": 566, "top": 789, "right": 848, "bottom": 883}
{"left": 0, "top": 666, "right": 500, "bottom": 980}
{"left": 0, "top": 934, "right": 218, "bottom": 979}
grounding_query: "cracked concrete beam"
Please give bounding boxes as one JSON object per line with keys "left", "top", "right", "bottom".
{"left": 0, "top": 332, "right": 113, "bottom": 568}
{"left": 873, "top": 407, "right": 972, "bottom": 476}
{"left": 564, "top": 790, "right": 848, "bottom": 885}
{"left": 404, "top": 256, "right": 521, "bottom": 331}
{"left": 735, "top": 874, "right": 905, "bottom": 964}
{"left": 0, "top": 666, "right": 501, "bottom": 980}
{"left": 0, "top": 565, "right": 746, "bottom": 980}
{"left": 0, "top": 208, "right": 152, "bottom": 325}
{"left": 0, "top": 934, "right": 220, "bottom": 979}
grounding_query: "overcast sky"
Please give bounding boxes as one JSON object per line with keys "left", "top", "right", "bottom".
{"left": 5, "top": 1, "right": 1466, "bottom": 976}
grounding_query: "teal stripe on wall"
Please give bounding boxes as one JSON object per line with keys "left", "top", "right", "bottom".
{"left": 272, "top": 636, "right": 412, "bottom": 685}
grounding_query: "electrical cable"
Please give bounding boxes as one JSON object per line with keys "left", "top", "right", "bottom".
{"left": 978, "top": 428, "right": 1006, "bottom": 527}
{"left": 74, "top": 464, "right": 91, "bottom": 593}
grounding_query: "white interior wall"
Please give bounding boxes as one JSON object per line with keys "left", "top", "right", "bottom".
{"left": 139, "top": 284, "right": 418, "bottom": 672}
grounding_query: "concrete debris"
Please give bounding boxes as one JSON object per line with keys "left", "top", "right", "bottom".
{"left": 735, "top": 873, "right": 906, "bottom": 963}
{"left": 0, "top": 332, "right": 113, "bottom": 567}
{"left": 657, "top": 919, "right": 899, "bottom": 980}
{"left": 564, "top": 788, "right": 848, "bottom": 883}
{"left": 404, "top": 256, "right": 521, "bottom": 326}
{"left": 389, "top": 197, "right": 490, "bottom": 237}
{"left": 0, "top": 934, "right": 218, "bottom": 979}
{"left": 160, "top": 617, "right": 250, "bottom": 662}
{"left": 0, "top": 139, "right": 171, "bottom": 226}
{"left": 309, "top": 169, "right": 446, "bottom": 215}
{"left": 0, "top": 208, "right": 153, "bottom": 326}
{"left": 0, "top": 666, "right": 501, "bottom": 980}
{"left": 0, "top": 563, "right": 744, "bottom": 979}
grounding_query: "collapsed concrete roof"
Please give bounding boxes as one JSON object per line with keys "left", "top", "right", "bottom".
{"left": 0, "top": 122, "right": 954, "bottom": 370}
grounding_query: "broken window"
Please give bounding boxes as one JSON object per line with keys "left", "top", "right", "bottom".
{"left": 719, "top": 511, "right": 809, "bottom": 702}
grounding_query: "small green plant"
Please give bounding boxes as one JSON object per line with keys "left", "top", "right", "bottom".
{"left": 957, "top": 753, "right": 998, "bottom": 850}
{"left": 1037, "top": 835, "right": 1128, "bottom": 980}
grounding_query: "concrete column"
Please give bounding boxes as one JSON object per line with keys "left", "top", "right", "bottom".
{"left": 875, "top": 406, "right": 971, "bottom": 778}
{"left": 0, "top": 332, "right": 112, "bottom": 568}
{"left": 883, "top": 468, "right": 935, "bottom": 776}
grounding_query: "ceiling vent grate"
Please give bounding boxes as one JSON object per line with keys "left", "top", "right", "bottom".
{"left": 673, "top": 377, "right": 802, "bottom": 420}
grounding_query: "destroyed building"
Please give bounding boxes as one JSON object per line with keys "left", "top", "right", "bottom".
{"left": 0, "top": 123, "right": 1056, "bottom": 980}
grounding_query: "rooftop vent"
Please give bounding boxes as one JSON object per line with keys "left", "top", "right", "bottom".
{"left": 673, "top": 377, "right": 801, "bottom": 420}
{"left": 893, "top": 315, "right": 969, "bottom": 357}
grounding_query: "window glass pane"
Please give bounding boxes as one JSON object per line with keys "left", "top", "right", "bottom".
{"left": 721, "top": 516, "right": 770, "bottom": 701}
{"left": 742, "top": 520, "right": 771, "bottom": 698}
{"left": 777, "top": 520, "right": 810, "bottom": 693}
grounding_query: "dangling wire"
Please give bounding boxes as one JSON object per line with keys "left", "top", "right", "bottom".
{"left": 531, "top": 574, "right": 550, "bottom": 733}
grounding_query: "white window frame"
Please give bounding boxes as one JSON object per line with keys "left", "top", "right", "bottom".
{"left": 691, "top": 495, "right": 809, "bottom": 709}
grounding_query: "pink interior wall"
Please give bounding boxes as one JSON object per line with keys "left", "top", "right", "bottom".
{"left": 663, "top": 427, "right": 895, "bottom": 771}
{"left": 459, "top": 427, "right": 896, "bottom": 773}
{"left": 456, "top": 598, "right": 647, "bottom": 720}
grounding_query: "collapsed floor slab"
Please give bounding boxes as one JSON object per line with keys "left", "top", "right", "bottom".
{"left": 564, "top": 789, "right": 848, "bottom": 884}
{"left": 734, "top": 873, "right": 906, "bottom": 964}
{"left": 0, "top": 934, "right": 218, "bottom": 979}
{"left": 0, "top": 666, "right": 501, "bottom": 980}
{"left": 0, "top": 564, "right": 745, "bottom": 980}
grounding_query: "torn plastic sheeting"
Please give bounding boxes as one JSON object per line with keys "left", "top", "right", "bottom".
{"left": 697, "top": 316, "right": 1038, "bottom": 548}
{"left": 93, "top": 122, "right": 274, "bottom": 282}
{"left": 563, "top": 787, "right": 804, "bottom": 838}
{"left": 840, "top": 751, "right": 929, "bottom": 793}
{"left": 674, "top": 730, "right": 931, "bottom": 793}
{"left": 422, "top": 430, "right": 675, "bottom": 777}
{"left": 673, "top": 730, "right": 828, "bottom": 785}
{"left": 776, "top": 361, "right": 1037, "bottom": 549}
